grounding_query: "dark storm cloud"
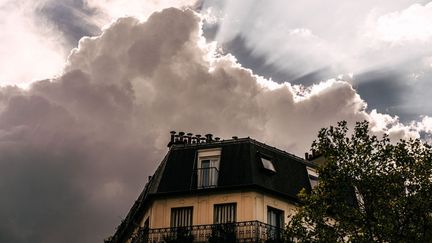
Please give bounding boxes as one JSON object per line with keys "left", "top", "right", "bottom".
{"left": 355, "top": 60, "right": 432, "bottom": 123}
{"left": 0, "top": 7, "right": 428, "bottom": 243}
{"left": 36, "top": 0, "right": 101, "bottom": 46}
{"left": 355, "top": 69, "right": 410, "bottom": 117}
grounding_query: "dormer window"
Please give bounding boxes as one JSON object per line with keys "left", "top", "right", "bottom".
{"left": 197, "top": 148, "right": 221, "bottom": 188}
{"left": 307, "top": 166, "right": 319, "bottom": 188}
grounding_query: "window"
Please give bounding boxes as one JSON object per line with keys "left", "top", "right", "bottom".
{"left": 197, "top": 149, "right": 221, "bottom": 188}
{"left": 258, "top": 152, "right": 276, "bottom": 173}
{"left": 267, "top": 206, "right": 284, "bottom": 240}
{"left": 214, "top": 203, "right": 236, "bottom": 224}
{"left": 261, "top": 157, "right": 276, "bottom": 172}
{"left": 171, "top": 207, "right": 193, "bottom": 227}
{"left": 307, "top": 167, "right": 319, "bottom": 189}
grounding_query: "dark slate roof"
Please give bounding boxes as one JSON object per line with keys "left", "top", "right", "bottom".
{"left": 108, "top": 137, "right": 315, "bottom": 243}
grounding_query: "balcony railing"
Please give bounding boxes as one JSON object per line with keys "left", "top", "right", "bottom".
{"left": 130, "top": 221, "right": 285, "bottom": 243}
{"left": 192, "top": 167, "right": 219, "bottom": 189}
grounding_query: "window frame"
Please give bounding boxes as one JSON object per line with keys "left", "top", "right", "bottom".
{"left": 170, "top": 206, "right": 194, "bottom": 228}
{"left": 267, "top": 206, "right": 284, "bottom": 228}
{"left": 213, "top": 202, "right": 237, "bottom": 224}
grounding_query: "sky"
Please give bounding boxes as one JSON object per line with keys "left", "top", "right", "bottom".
{"left": 0, "top": 1, "right": 431, "bottom": 242}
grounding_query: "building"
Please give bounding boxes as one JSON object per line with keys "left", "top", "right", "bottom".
{"left": 107, "top": 132, "right": 318, "bottom": 243}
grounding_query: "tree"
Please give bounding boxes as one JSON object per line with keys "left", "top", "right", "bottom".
{"left": 286, "top": 121, "right": 432, "bottom": 243}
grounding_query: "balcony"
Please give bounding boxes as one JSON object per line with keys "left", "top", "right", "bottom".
{"left": 130, "top": 221, "right": 285, "bottom": 243}
{"left": 192, "top": 167, "right": 219, "bottom": 189}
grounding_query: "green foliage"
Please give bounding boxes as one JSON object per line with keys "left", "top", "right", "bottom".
{"left": 286, "top": 121, "right": 432, "bottom": 243}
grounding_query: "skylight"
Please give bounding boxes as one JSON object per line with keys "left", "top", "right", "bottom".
{"left": 261, "top": 157, "right": 276, "bottom": 172}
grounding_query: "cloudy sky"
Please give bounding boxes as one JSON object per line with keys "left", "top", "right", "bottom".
{"left": 0, "top": 0, "right": 431, "bottom": 242}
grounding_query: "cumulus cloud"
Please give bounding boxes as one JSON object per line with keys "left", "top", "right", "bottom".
{"left": 366, "top": 2, "right": 432, "bottom": 43}
{"left": 0, "top": 0, "right": 197, "bottom": 85}
{"left": 85, "top": 0, "right": 197, "bottom": 24}
{"left": 0, "top": 7, "right": 431, "bottom": 243}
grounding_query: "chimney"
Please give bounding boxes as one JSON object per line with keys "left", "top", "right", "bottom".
{"left": 178, "top": 132, "right": 185, "bottom": 144}
{"left": 205, "top": 134, "right": 213, "bottom": 143}
{"left": 214, "top": 137, "right": 220, "bottom": 142}
{"left": 195, "top": 134, "right": 201, "bottom": 143}
{"left": 186, "top": 133, "right": 193, "bottom": 144}
{"left": 232, "top": 136, "right": 238, "bottom": 140}
{"left": 167, "top": 131, "right": 176, "bottom": 147}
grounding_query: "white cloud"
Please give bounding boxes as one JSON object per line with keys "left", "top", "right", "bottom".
{"left": 368, "top": 2, "right": 432, "bottom": 43}
{"left": 85, "top": 0, "right": 197, "bottom": 26}
{"left": 0, "top": 0, "right": 66, "bottom": 85}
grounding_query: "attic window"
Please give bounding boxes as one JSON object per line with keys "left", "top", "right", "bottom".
{"left": 307, "top": 167, "right": 319, "bottom": 188}
{"left": 261, "top": 157, "right": 276, "bottom": 173}
{"left": 197, "top": 148, "right": 221, "bottom": 188}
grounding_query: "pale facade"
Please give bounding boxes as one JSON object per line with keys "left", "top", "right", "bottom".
{"left": 141, "top": 190, "right": 297, "bottom": 229}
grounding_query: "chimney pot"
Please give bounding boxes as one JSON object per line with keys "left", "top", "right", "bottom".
{"left": 205, "top": 134, "right": 213, "bottom": 142}
{"left": 168, "top": 131, "right": 176, "bottom": 147}
{"left": 214, "top": 137, "right": 220, "bottom": 141}
{"left": 186, "top": 133, "right": 193, "bottom": 144}
{"left": 232, "top": 136, "right": 238, "bottom": 140}
{"left": 305, "top": 152, "right": 309, "bottom": 160}
{"left": 178, "top": 132, "right": 185, "bottom": 143}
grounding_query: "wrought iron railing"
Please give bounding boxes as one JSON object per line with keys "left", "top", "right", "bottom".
{"left": 192, "top": 167, "right": 219, "bottom": 189}
{"left": 130, "top": 220, "right": 285, "bottom": 243}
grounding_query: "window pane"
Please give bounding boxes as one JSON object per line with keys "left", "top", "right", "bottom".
{"left": 267, "top": 207, "right": 284, "bottom": 228}
{"left": 307, "top": 167, "right": 319, "bottom": 188}
{"left": 261, "top": 157, "right": 276, "bottom": 172}
{"left": 198, "top": 157, "right": 219, "bottom": 188}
